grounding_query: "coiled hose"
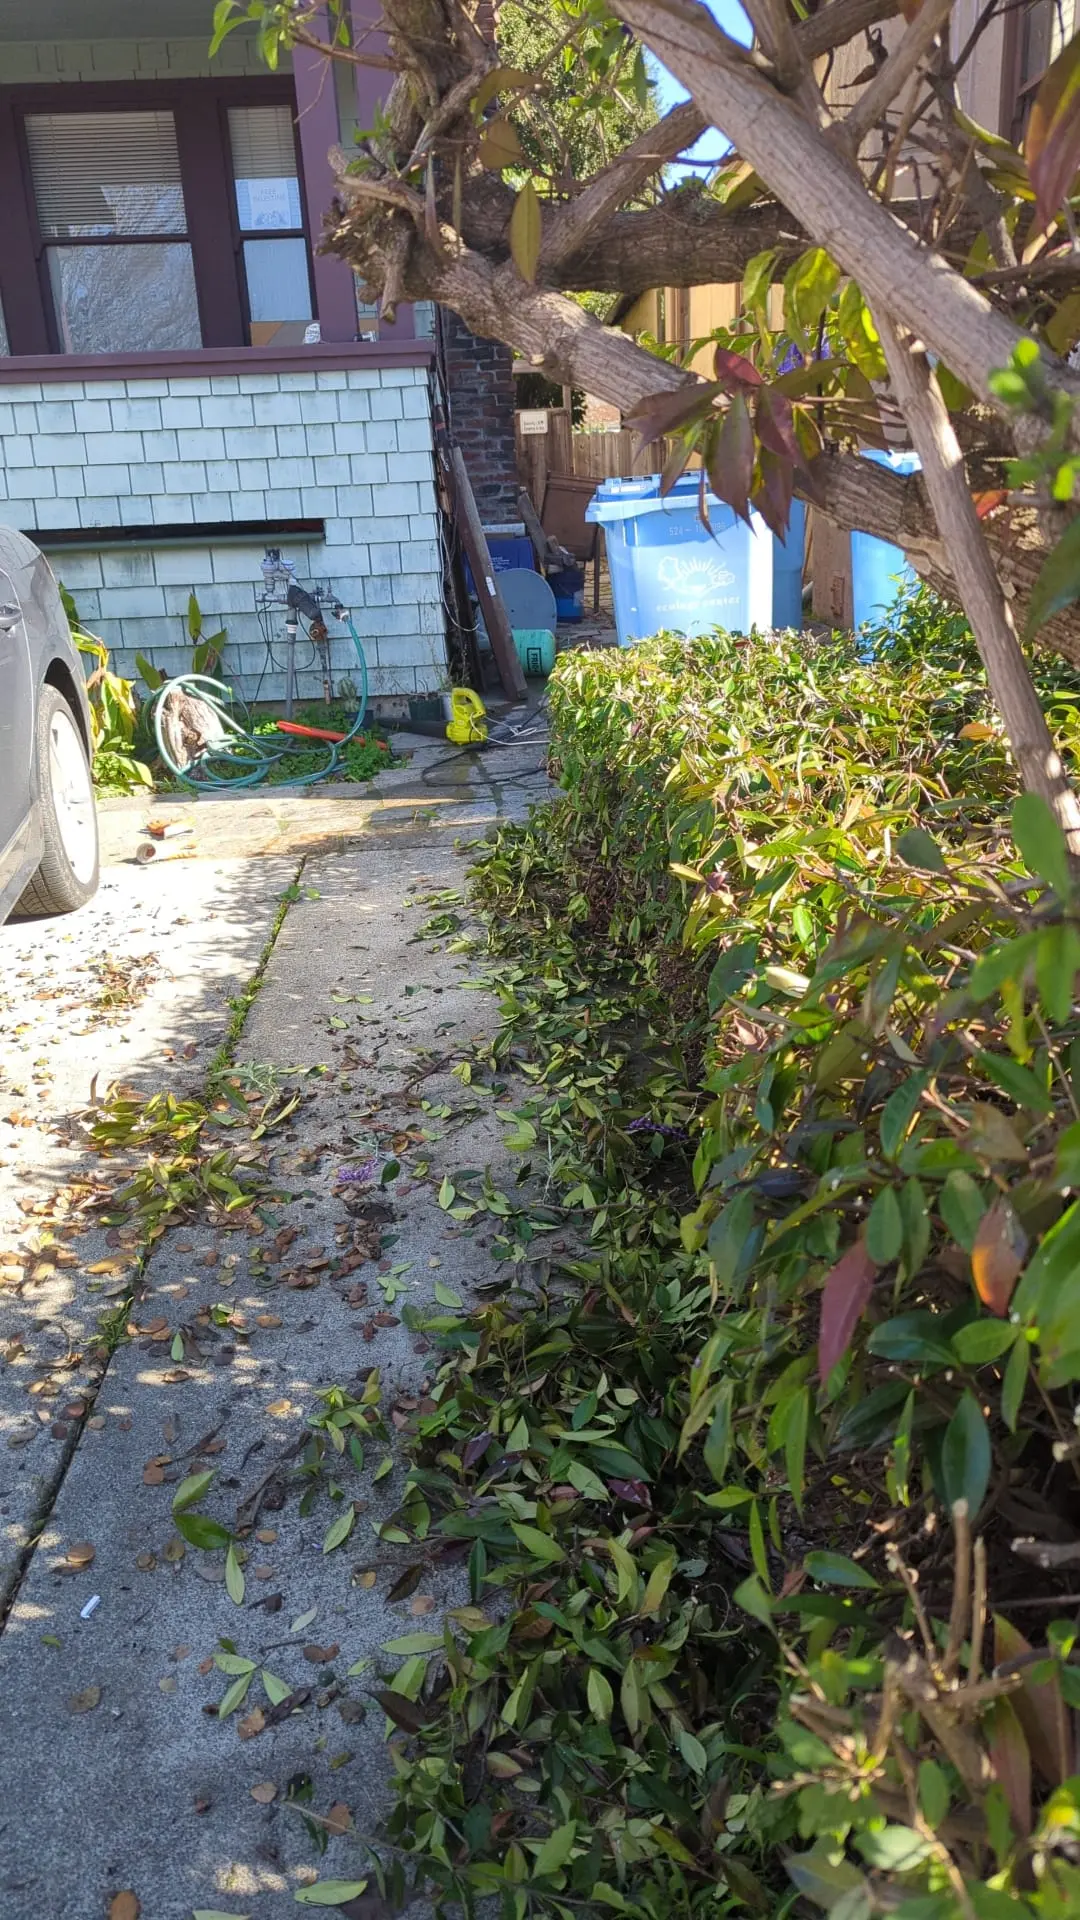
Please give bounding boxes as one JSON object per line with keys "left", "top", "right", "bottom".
{"left": 148, "top": 613, "right": 369, "bottom": 791}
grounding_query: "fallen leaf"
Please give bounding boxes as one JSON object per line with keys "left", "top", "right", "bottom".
{"left": 353, "top": 1569, "right": 378, "bottom": 1590}
{"left": 256, "top": 1314, "right": 282, "bottom": 1329}
{"left": 256, "top": 1528, "right": 277, "bottom": 1544}
{"left": 250, "top": 1780, "right": 277, "bottom": 1804}
{"left": 66, "top": 1541, "right": 95, "bottom": 1570}
{"left": 107, "top": 1895, "right": 140, "bottom": 1920}
{"left": 409, "top": 1594, "right": 436, "bottom": 1615}
{"left": 266, "top": 1399, "right": 292, "bottom": 1417}
{"left": 69, "top": 1685, "right": 101, "bottom": 1713}
{"left": 236, "top": 1707, "right": 266, "bottom": 1740}
{"left": 142, "top": 1463, "right": 166, "bottom": 1485}
{"left": 303, "top": 1643, "right": 340, "bottom": 1664}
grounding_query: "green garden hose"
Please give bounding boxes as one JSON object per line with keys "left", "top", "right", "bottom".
{"left": 149, "top": 614, "right": 369, "bottom": 791}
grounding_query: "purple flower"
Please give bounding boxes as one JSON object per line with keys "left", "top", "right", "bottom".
{"left": 336, "top": 1159, "right": 376, "bottom": 1186}
{"left": 627, "top": 1119, "right": 688, "bottom": 1140}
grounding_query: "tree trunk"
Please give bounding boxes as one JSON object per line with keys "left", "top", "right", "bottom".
{"left": 875, "top": 312, "right": 1080, "bottom": 845}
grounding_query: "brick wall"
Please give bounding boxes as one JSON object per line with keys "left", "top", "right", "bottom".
{"left": 439, "top": 309, "right": 520, "bottom": 525}
{"left": 0, "top": 364, "right": 446, "bottom": 701}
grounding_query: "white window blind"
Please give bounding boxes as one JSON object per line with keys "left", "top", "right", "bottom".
{"left": 26, "top": 111, "right": 187, "bottom": 237}
{"left": 229, "top": 105, "right": 302, "bottom": 231}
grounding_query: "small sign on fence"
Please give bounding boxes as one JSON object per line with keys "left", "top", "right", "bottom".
{"left": 518, "top": 410, "right": 549, "bottom": 436}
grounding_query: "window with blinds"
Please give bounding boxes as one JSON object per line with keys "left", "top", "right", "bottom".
{"left": 228, "top": 104, "right": 312, "bottom": 346}
{"left": 24, "top": 110, "right": 199, "bottom": 353}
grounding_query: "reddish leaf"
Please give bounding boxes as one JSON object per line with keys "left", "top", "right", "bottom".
{"left": 373, "top": 1689, "right": 434, "bottom": 1733}
{"left": 994, "top": 1616, "right": 1074, "bottom": 1787}
{"left": 972, "top": 1198, "right": 1028, "bottom": 1316}
{"left": 974, "top": 489, "right": 1009, "bottom": 520}
{"left": 708, "top": 394, "right": 754, "bottom": 525}
{"left": 985, "top": 1696, "right": 1032, "bottom": 1837}
{"left": 752, "top": 447, "right": 795, "bottom": 540}
{"left": 659, "top": 437, "right": 693, "bottom": 498}
{"left": 1026, "top": 30, "right": 1080, "bottom": 229}
{"left": 818, "top": 1241, "right": 877, "bottom": 1380}
{"left": 625, "top": 382, "right": 721, "bottom": 451}
{"left": 713, "top": 346, "right": 765, "bottom": 392}
{"left": 462, "top": 1431, "right": 493, "bottom": 1468}
{"left": 754, "top": 388, "right": 802, "bottom": 466}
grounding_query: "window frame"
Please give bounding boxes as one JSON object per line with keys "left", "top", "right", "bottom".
{"left": 226, "top": 100, "right": 315, "bottom": 346}
{"left": 999, "top": 0, "right": 1057, "bottom": 146}
{"left": 0, "top": 76, "right": 314, "bottom": 358}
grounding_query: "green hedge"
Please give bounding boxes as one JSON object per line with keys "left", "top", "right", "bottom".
{"left": 387, "top": 595, "right": 1080, "bottom": 1920}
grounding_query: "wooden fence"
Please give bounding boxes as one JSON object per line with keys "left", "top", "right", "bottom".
{"left": 514, "top": 409, "right": 687, "bottom": 508}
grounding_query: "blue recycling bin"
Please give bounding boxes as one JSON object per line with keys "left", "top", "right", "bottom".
{"left": 586, "top": 473, "right": 773, "bottom": 646}
{"left": 851, "top": 449, "right": 920, "bottom": 628}
{"left": 773, "top": 499, "right": 805, "bottom": 630}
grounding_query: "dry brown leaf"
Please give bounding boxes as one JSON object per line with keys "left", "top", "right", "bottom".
{"left": 354, "top": 1570, "right": 377, "bottom": 1590}
{"left": 256, "top": 1314, "right": 282, "bottom": 1329}
{"left": 107, "top": 1894, "right": 140, "bottom": 1920}
{"left": 237, "top": 1707, "right": 266, "bottom": 1740}
{"left": 135, "top": 1552, "right": 157, "bottom": 1571}
{"left": 266, "top": 1399, "right": 292, "bottom": 1416}
{"left": 66, "top": 1541, "right": 95, "bottom": 1569}
{"left": 250, "top": 1780, "right": 277, "bottom": 1803}
{"left": 324, "top": 1802, "right": 351, "bottom": 1837}
{"left": 69, "top": 1685, "right": 101, "bottom": 1713}
{"left": 142, "top": 1464, "right": 166, "bottom": 1486}
{"left": 162, "top": 1535, "right": 186, "bottom": 1562}
{"left": 409, "top": 1594, "right": 437, "bottom": 1615}
{"left": 302, "top": 1642, "right": 340, "bottom": 1663}
{"left": 256, "top": 1528, "right": 278, "bottom": 1544}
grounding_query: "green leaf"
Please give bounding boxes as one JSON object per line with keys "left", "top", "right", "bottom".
{"left": 918, "top": 1757, "right": 951, "bottom": 1829}
{"left": 1036, "top": 923, "right": 1080, "bottom": 1023}
{"left": 225, "top": 1542, "right": 245, "bottom": 1606}
{"left": 783, "top": 1384, "right": 810, "bottom": 1517}
{"left": 533, "top": 1821, "right": 577, "bottom": 1879}
{"left": 749, "top": 1498, "right": 770, "bottom": 1587}
{"left": 676, "top": 1725, "right": 708, "bottom": 1774}
{"left": 895, "top": 826, "right": 948, "bottom": 874}
{"left": 733, "top": 1576, "right": 773, "bottom": 1625}
{"left": 804, "top": 1550, "right": 880, "bottom": 1590}
{"left": 217, "top": 1668, "right": 254, "bottom": 1718}
{"left": 880, "top": 1073, "right": 928, "bottom": 1161}
{"left": 703, "top": 1378, "right": 734, "bottom": 1485}
{"left": 837, "top": 279, "right": 887, "bottom": 380}
{"left": 323, "top": 1505, "right": 356, "bottom": 1554}
{"left": 174, "top": 1512, "right": 232, "bottom": 1551}
{"left": 172, "top": 1470, "right": 216, "bottom": 1514}
{"left": 170, "top": 1330, "right": 184, "bottom": 1362}
{"left": 437, "top": 1176, "right": 456, "bottom": 1210}
{"left": 940, "top": 1170, "right": 986, "bottom": 1252}
{"left": 952, "top": 1319, "right": 1018, "bottom": 1365}
{"left": 213, "top": 1651, "right": 256, "bottom": 1675}
{"left": 261, "top": 1670, "right": 291, "bottom": 1704}
{"left": 434, "top": 1279, "right": 463, "bottom": 1308}
{"left": 968, "top": 931, "right": 1040, "bottom": 1002}
{"left": 706, "top": 1189, "right": 757, "bottom": 1288}
{"left": 1002, "top": 1332, "right": 1029, "bottom": 1432}
{"left": 509, "top": 179, "right": 542, "bottom": 282}
{"left": 381, "top": 1631, "right": 443, "bottom": 1653}
{"left": 783, "top": 246, "right": 839, "bottom": 346}
{"left": 510, "top": 1522, "right": 565, "bottom": 1564}
{"left": 868, "top": 1310, "right": 954, "bottom": 1366}
{"left": 1012, "top": 791, "right": 1073, "bottom": 895}
{"left": 890, "top": 1389, "right": 915, "bottom": 1508}
{"left": 866, "top": 1186, "right": 903, "bottom": 1264}
{"left": 294, "top": 1884, "right": 370, "bottom": 1907}
{"left": 941, "top": 1390, "right": 992, "bottom": 1518}
{"left": 855, "top": 1825, "right": 933, "bottom": 1870}
{"left": 741, "top": 248, "right": 776, "bottom": 318}
{"left": 587, "top": 1667, "right": 613, "bottom": 1722}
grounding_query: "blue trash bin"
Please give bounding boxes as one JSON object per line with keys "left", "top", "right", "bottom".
{"left": 851, "top": 449, "right": 920, "bottom": 628}
{"left": 586, "top": 473, "right": 773, "bottom": 646}
{"left": 773, "top": 498, "right": 805, "bottom": 631}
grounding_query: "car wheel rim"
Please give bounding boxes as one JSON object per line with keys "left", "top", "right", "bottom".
{"left": 48, "top": 708, "right": 97, "bottom": 884}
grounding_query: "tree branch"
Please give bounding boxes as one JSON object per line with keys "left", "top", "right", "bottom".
{"left": 875, "top": 308, "right": 1080, "bottom": 844}
{"left": 794, "top": 0, "right": 900, "bottom": 60}
{"left": 608, "top": 0, "right": 1080, "bottom": 417}
{"left": 839, "top": 0, "right": 953, "bottom": 153}
{"left": 541, "top": 101, "right": 707, "bottom": 273}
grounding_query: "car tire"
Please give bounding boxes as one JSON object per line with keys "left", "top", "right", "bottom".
{"left": 15, "top": 685, "right": 99, "bottom": 917}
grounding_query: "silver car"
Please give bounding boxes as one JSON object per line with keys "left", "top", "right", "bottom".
{"left": 0, "top": 526, "right": 99, "bottom": 923}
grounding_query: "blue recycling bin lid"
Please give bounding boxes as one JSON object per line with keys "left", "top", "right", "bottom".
{"left": 862, "top": 447, "right": 921, "bottom": 476}
{"left": 587, "top": 471, "right": 722, "bottom": 523}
